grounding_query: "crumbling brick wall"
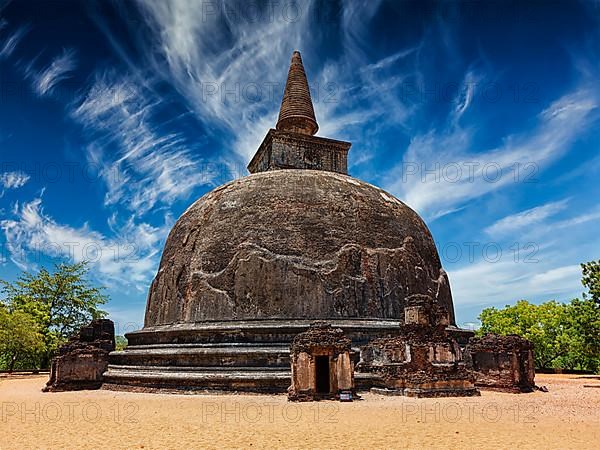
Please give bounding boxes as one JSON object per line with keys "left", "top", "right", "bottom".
{"left": 465, "top": 334, "right": 535, "bottom": 392}
{"left": 358, "top": 300, "right": 479, "bottom": 397}
{"left": 44, "top": 319, "right": 115, "bottom": 392}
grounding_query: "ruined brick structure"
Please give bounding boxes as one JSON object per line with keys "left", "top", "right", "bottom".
{"left": 465, "top": 334, "right": 535, "bottom": 392}
{"left": 44, "top": 319, "right": 115, "bottom": 392}
{"left": 104, "top": 51, "right": 471, "bottom": 392}
{"left": 288, "top": 323, "right": 354, "bottom": 401}
{"left": 359, "top": 299, "right": 479, "bottom": 397}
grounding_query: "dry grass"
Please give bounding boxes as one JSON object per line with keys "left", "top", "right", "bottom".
{"left": 0, "top": 374, "right": 598, "bottom": 449}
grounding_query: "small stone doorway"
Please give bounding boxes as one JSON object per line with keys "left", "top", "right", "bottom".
{"left": 315, "top": 356, "right": 330, "bottom": 394}
{"left": 288, "top": 323, "right": 355, "bottom": 401}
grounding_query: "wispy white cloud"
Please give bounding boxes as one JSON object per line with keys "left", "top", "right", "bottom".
{"left": 385, "top": 86, "right": 598, "bottom": 220}
{"left": 499, "top": 207, "right": 600, "bottom": 245}
{"left": 0, "top": 24, "right": 28, "bottom": 60}
{"left": 449, "top": 258, "right": 583, "bottom": 307}
{"left": 361, "top": 47, "right": 419, "bottom": 73}
{"left": 28, "top": 48, "right": 77, "bottom": 96}
{"left": 448, "top": 197, "right": 599, "bottom": 309}
{"left": 131, "top": 0, "right": 404, "bottom": 165}
{"left": 452, "top": 70, "right": 480, "bottom": 124}
{"left": 485, "top": 199, "right": 570, "bottom": 236}
{"left": 552, "top": 210, "right": 600, "bottom": 229}
{"left": 72, "top": 71, "right": 216, "bottom": 214}
{"left": 315, "top": 47, "right": 415, "bottom": 141}
{"left": 134, "top": 0, "right": 317, "bottom": 161}
{"left": 340, "top": 0, "right": 386, "bottom": 61}
{"left": 0, "top": 197, "right": 170, "bottom": 289}
{"left": 0, "top": 171, "right": 30, "bottom": 189}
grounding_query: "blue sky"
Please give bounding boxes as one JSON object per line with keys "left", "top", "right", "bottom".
{"left": 1, "top": 0, "right": 599, "bottom": 332}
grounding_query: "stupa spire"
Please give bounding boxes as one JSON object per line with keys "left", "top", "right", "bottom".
{"left": 276, "top": 51, "right": 319, "bottom": 135}
{"left": 248, "top": 50, "right": 350, "bottom": 175}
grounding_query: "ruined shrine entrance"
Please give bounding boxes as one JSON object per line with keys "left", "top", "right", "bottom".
{"left": 288, "top": 323, "right": 355, "bottom": 401}
{"left": 315, "top": 355, "right": 330, "bottom": 394}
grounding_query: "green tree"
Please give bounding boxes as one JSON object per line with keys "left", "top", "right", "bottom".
{"left": 115, "top": 335, "right": 128, "bottom": 351}
{"left": 478, "top": 300, "right": 571, "bottom": 369}
{"left": 581, "top": 260, "right": 600, "bottom": 304}
{"left": 479, "top": 298, "right": 600, "bottom": 372}
{"left": 560, "top": 298, "right": 600, "bottom": 372}
{"left": 0, "top": 262, "right": 107, "bottom": 368}
{"left": 0, "top": 306, "right": 45, "bottom": 371}
{"left": 478, "top": 262, "right": 600, "bottom": 373}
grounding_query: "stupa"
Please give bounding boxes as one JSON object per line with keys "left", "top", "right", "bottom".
{"left": 103, "top": 51, "right": 468, "bottom": 392}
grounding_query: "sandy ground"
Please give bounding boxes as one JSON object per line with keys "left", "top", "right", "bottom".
{"left": 0, "top": 374, "right": 598, "bottom": 450}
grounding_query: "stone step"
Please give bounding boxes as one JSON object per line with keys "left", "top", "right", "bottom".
{"left": 107, "top": 364, "right": 289, "bottom": 372}
{"left": 126, "top": 342, "right": 291, "bottom": 350}
{"left": 102, "top": 366, "right": 291, "bottom": 392}
{"left": 114, "top": 346, "right": 291, "bottom": 355}
{"left": 125, "top": 319, "right": 404, "bottom": 346}
{"left": 109, "top": 345, "right": 291, "bottom": 368}
{"left": 103, "top": 364, "right": 380, "bottom": 393}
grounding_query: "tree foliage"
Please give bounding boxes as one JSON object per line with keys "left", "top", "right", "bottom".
{"left": 478, "top": 260, "right": 600, "bottom": 373}
{"left": 0, "top": 306, "right": 45, "bottom": 372}
{"left": 0, "top": 262, "right": 107, "bottom": 369}
{"left": 115, "top": 335, "right": 128, "bottom": 351}
{"left": 478, "top": 300, "right": 567, "bottom": 369}
{"left": 560, "top": 297, "right": 600, "bottom": 372}
{"left": 479, "top": 298, "right": 600, "bottom": 372}
{"left": 581, "top": 259, "right": 600, "bottom": 304}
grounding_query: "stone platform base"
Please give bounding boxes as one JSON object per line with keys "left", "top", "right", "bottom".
{"left": 103, "top": 367, "right": 292, "bottom": 393}
{"left": 103, "top": 319, "right": 416, "bottom": 392}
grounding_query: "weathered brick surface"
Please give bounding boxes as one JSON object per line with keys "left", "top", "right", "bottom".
{"left": 247, "top": 129, "right": 350, "bottom": 174}
{"left": 144, "top": 170, "right": 455, "bottom": 326}
{"left": 465, "top": 334, "right": 536, "bottom": 392}
{"left": 44, "top": 319, "right": 115, "bottom": 392}
{"left": 358, "top": 302, "right": 479, "bottom": 397}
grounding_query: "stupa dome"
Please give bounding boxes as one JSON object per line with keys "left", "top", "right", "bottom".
{"left": 104, "top": 51, "right": 462, "bottom": 393}
{"left": 144, "top": 169, "right": 455, "bottom": 326}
